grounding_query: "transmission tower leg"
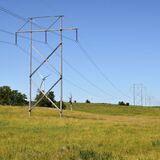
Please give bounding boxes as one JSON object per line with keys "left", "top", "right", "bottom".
{"left": 29, "top": 18, "right": 33, "bottom": 117}
{"left": 60, "top": 16, "right": 63, "bottom": 117}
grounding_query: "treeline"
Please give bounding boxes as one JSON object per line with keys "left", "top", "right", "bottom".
{"left": 0, "top": 86, "right": 66, "bottom": 108}
{"left": 0, "top": 86, "right": 130, "bottom": 108}
{"left": 118, "top": 101, "right": 130, "bottom": 106}
{"left": 0, "top": 86, "right": 27, "bottom": 105}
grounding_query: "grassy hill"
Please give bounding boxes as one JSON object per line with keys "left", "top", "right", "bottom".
{"left": 0, "top": 104, "right": 160, "bottom": 160}
{"left": 66, "top": 103, "right": 160, "bottom": 116}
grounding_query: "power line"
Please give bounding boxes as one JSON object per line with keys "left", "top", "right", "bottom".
{"left": 0, "top": 40, "right": 104, "bottom": 101}
{"left": 0, "top": 28, "right": 45, "bottom": 44}
{"left": 47, "top": 43, "right": 119, "bottom": 99}
{"left": 0, "top": 6, "right": 27, "bottom": 21}
{"left": 0, "top": 5, "right": 76, "bottom": 42}
{"left": 0, "top": 40, "right": 46, "bottom": 67}
{"left": 75, "top": 41, "right": 130, "bottom": 99}
{"left": 0, "top": 6, "right": 55, "bottom": 32}
{"left": 31, "top": 19, "right": 76, "bottom": 42}
{"left": 47, "top": 17, "right": 60, "bottom": 30}
{"left": 34, "top": 1, "right": 129, "bottom": 99}
{"left": 0, "top": 5, "right": 123, "bottom": 101}
{"left": 63, "top": 78, "right": 104, "bottom": 100}
{"left": 0, "top": 40, "right": 15, "bottom": 46}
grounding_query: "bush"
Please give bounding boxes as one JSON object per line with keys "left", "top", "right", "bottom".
{"left": 85, "top": 99, "right": 91, "bottom": 103}
{"left": 118, "top": 101, "right": 130, "bottom": 106}
{"left": 118, "top": 101, "right": 125, "bottom": 105}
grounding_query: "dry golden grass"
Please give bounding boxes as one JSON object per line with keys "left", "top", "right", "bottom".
{"left": 0, "top": 105, "right": 160, "bottom": 160}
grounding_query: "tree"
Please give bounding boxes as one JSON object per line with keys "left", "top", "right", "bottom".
{"left": 0, "top": 86, "right": 11, "bottom": 105}
{"left": 0, "top": 86, "right": 27, "bottom": 106}
{"left": 118, "top": 101, "right": 125, "bottom": 105}
{"left": 35, "top": 90, "right": 55, "bottom": 107}
{"left": 35, "top": 90, "right": 66, "bottom": 109}
{"left": 10, "top": 90, "right": 27, "bottom": 105}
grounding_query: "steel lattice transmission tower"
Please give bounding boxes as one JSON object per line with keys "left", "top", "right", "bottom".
{"left": 133, "top": 83, "right": 144, "bottom": 106}
{"left": 15, "top": 16, "right": 78, "bottom": 117}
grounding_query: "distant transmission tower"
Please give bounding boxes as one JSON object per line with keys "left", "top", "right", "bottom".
{"left": 133, "top": 83, "right": 144, "bottom": 106}
{"left": 15, "top": 16, "right": 78, "bottom": 117}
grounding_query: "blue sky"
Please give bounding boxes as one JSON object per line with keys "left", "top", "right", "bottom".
{"left": 0, "top": 0, "right": 160, "bottom": 105}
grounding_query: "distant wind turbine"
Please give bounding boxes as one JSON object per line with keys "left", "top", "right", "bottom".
{"left": 38, "top": 72, "right": 50, "bottom": 92}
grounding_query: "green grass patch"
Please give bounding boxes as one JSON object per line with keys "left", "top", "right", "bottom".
{"left": 66, "top": 103, "right": 160, "bottom": 116}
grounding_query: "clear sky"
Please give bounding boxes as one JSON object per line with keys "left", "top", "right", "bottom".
{"left": 0, "top": 0, "right": 160, "bottom": 106}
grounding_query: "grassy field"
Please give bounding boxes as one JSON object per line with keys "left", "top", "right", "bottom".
{"left": 0, "top": 104, "right": 160, "bottom": 160}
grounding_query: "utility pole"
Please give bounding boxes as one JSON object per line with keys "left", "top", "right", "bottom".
{"left": 15, "top": 16, "right": 78, "bottom": 117}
